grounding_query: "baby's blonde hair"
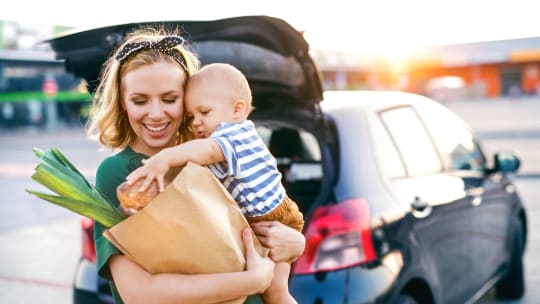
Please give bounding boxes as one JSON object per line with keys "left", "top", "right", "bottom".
{"left": 86, "top": 26, "right": 200, "bottom": 149}
{"left": 188, "top": 63, "right": 253, "bottom": 115}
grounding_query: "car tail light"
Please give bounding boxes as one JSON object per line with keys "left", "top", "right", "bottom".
{"left": 81, "top": 217, "right": 96, "bottom": 263}
{"left": 293, "top": 198, "right": 376, "bottom": 274}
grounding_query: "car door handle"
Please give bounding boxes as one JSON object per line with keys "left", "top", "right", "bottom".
{"left": 467, "top": 188, "right": 483, "bottom": 206}
{"left": 411, "top": 196, "right": 432, "bottom": 218}
{"left": 470, "top": 195, "right": 482, "bottom": 206}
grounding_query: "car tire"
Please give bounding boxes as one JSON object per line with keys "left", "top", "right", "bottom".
{"left": 73, "top": 288, "right": 103, "bottom": 304}
{"left": 394, "top": 294, "right": 418, "bottom": 304}
{"left": 495, "top": 217, "right": 525, "bottom": 300}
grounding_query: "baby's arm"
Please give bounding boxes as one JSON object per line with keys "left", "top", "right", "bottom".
{"left": 126, "top": 151, "right": 172, "bottom": 193}
{"left": 127, "top": 138, "right": 225, "bottom": 192}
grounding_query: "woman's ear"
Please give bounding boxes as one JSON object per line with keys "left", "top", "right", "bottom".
{"left": 232, "top": 99, "right": 247, "bottom": 119}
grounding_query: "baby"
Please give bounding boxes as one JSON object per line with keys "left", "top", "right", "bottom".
{"left": 127, "top": 63, "right": 303, "bottom": 304}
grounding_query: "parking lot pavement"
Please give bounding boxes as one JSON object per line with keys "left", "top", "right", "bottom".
{"left": 0, "top": 127, "right": 92, "bottom": 304}
{"left": 0, "top": 218, "right": 79, "bottom": 304}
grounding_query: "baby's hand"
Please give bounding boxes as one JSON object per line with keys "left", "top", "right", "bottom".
{"left": 126, "top": 156, "right": 170, "bottom": 192}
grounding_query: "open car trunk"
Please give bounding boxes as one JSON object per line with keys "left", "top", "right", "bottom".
{"left": 48, "top": 16, "right": 323, "bottom": 112}
{"left": 47, "top": 15, "right": 337, "bottom": 223}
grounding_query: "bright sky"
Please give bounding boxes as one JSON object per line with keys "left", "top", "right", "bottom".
{"left": 3, "top": 0, "right": 540, "bottom": 53}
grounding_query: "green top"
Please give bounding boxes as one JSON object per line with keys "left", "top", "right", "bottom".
{"left": 94, "top": 146, "right": 263, "bottom": 304}
{"left": 94, "top": 146, "right": 147, "bottom": 304}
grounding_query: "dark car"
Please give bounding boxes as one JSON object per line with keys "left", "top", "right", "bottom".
{"left": 48, "top": 16, "right": 527, "bottom": 304}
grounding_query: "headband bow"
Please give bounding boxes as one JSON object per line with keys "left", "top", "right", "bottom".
{"left": 115, "top": 35, "right": 188, "bottom": 74}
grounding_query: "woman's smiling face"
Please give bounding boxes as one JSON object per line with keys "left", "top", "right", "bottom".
{"left": 121, "top": 60, "right": 186, "bottom": 156}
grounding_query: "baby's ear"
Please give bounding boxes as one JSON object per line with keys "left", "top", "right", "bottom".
{"left": 233, "top": 99, "right": 248, "bottom": 118}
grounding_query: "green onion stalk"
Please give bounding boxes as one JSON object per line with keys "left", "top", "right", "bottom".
{"left": 26, "top": 147, "right": 125, "bottom": 228}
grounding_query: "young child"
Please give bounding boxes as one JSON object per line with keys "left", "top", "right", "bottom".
{"left": 127, "top": 62, "right": 303, "bottom": 304}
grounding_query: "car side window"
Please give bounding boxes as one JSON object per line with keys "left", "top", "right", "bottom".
{"left": 380, "top": 106, "right": 443, "bottom": 176}
{"left": 371, "top": 113, "right": 407, "bottom": 179}
{"left": 417, "top": 101, "right": 486, "bottom": 173}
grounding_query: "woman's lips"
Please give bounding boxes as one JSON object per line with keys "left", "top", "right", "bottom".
{"left": 144, "top": 123, "right": 170, "bottom": 137}
{"left": 144, "top": 123, "right": 169, "bottom": 132}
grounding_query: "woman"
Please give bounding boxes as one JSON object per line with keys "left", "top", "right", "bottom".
{"left": 87, "top": 27, "right": 305, "bottom": 303}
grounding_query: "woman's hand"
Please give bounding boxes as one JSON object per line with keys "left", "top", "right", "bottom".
{"left": 250, "top": 221, "right": 306, "bottom": 263}
{"left": 243, "top": 228, "right": 275, "bottom": 293}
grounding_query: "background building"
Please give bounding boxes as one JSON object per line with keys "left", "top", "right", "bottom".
{"left": 313, "top": 37, "right": 540, "bottom": 101}
{"left": 0, "top": 20, "right": 88, "bottom": 128}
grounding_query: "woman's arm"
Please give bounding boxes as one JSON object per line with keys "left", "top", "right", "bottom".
{"left": 250, "top": 221, "right": 306, "bottom": 263}
{"left": 110, "top": 229, "right": 274, "bottom": 304}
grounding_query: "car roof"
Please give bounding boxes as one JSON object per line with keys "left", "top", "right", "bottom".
{"left": 47, "top": 16, "right": 324, "bottom": 111}
{"left": 321, "top": 90, "right": 434, "bottom": 112}
{"left": 321, "top": 90, "right": 471, "bottom": 131}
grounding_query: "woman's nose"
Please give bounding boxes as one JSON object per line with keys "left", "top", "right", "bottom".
{"left": 148, "top": 101, "right": 164, "bottom": 119}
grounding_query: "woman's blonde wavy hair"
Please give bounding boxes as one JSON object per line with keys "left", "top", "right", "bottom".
{"left": 86, "top": 26, "right": 200, "bottom": 150}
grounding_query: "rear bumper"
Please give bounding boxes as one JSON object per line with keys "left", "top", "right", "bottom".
{"left": 290, "top": 251, "right": 403, "bottom": 303}
{"left": 73, "top": 258, "right": 98, "bottom": 293}
{"left": 73, "top": 258, "right": 113, "bottom": 304}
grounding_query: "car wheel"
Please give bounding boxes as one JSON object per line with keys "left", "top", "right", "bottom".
{"left": 495, "top": 217, "right": 525, "bottom": 300}
{"left": 394, "top": 294, "right": 418, "bottom": 304}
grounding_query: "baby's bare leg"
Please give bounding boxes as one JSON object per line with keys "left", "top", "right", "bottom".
{"left": 261, "top": 262, "right": 297, "bottom": 304}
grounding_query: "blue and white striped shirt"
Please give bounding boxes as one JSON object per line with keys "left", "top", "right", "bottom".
{"left": 208, "top": 120, "right": 285, "bottom": 217}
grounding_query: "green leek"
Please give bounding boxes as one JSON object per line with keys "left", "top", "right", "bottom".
{"left": 26, "top": 147, "right": 125, "bottom": 228}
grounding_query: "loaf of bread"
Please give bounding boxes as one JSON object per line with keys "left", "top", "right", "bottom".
{"left": 117, "top": 179, "right": 160, "bottom": 214}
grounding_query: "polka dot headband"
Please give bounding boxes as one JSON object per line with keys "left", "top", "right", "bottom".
{"left": 115, "top": 35, "right": 188, "bottom": 75}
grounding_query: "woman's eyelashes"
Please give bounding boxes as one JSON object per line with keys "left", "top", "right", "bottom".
{"left": 162, "top": 98, "right": 177, "bottom": 104}
{"left": 132, "top": 99, "right": 147, "bottom": 105}
{"left": 130, "top": 96, "right": 179, "bottom": 105}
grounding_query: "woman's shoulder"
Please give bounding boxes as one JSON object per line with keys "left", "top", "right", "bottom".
{"left": 97, "top": 149, "right": 129, "bottom": 175}
{"left": 98, "top": 148, "right": 144, "bottom": 172}
{"left": 96, "top": 148, "right": 144, "bottom": 186}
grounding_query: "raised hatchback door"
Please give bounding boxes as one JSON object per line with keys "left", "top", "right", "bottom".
{"left": 47, "top": 16, "right": 323, "bottom": 112}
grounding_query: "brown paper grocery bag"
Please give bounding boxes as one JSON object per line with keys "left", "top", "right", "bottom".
{"left": 103, "top": 162, "right": 265, "bottom": 303}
